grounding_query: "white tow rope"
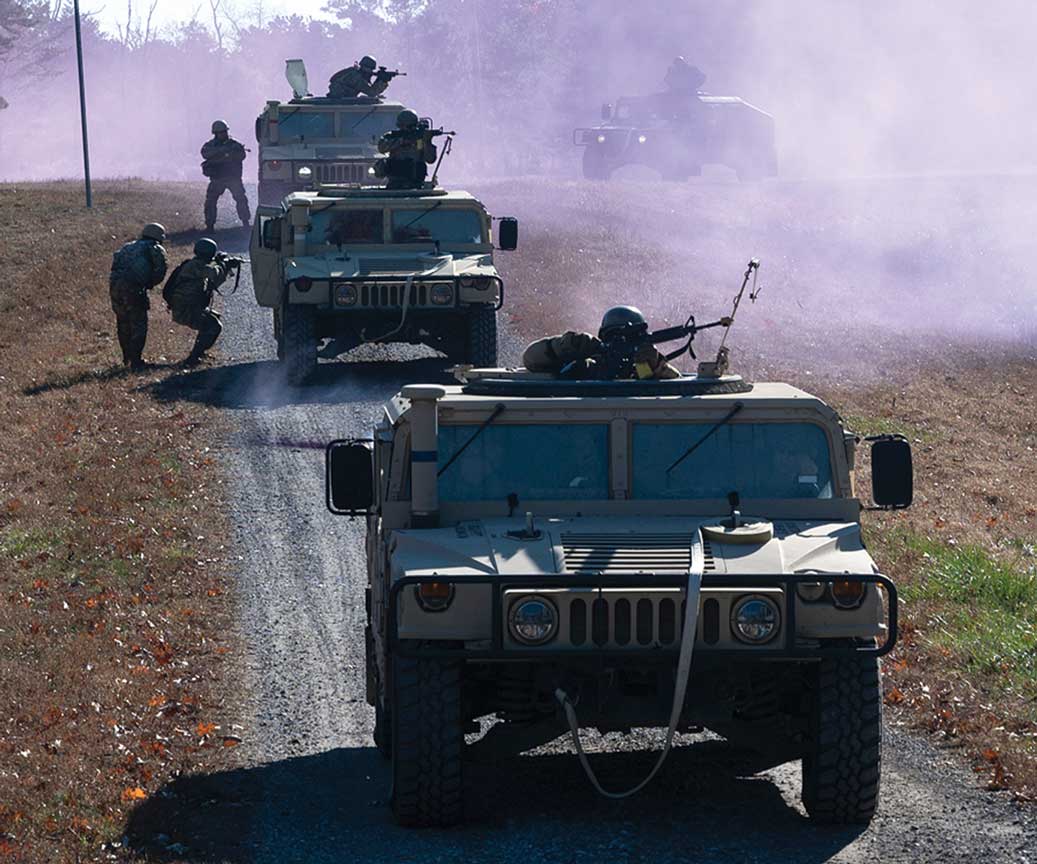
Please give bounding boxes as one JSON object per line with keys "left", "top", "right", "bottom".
{"left": 554, "top": 535, "right": 704, "bottom": 799}
{"left": 362, "top": 273, "right": 414, "bottom": 343}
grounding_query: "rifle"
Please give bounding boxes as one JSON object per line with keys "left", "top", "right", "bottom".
{"left": 214, "top": 253, "right": 244, "bottom": 296}
{"left": 376, "top": 66, "right": 406, "bottom": 81}
{"left": 383, "top": 121, "right": 456, "bottom": 143}
{"left": 591, "top": 314, "right": 731, "bottom": 380}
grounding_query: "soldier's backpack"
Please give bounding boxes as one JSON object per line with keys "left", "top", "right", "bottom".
{"left": 111, "top": 239, "right": 156, "bottom": 285}
{"left": 161, "top": 261, "right": 187, "bottom": 310}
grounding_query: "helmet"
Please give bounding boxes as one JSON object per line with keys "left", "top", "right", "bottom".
{"left": 396, "top": 109, "right": 419, "bottom": 129}
{"left": 211, "top": 120, "right": 228, "bottom": 134}
{"left": 140, "top": 222, "right": 166, "bottom": 242}
{"left": 599, "top": 306, "right": 647, "bottom": 340}
{"left": 359, "top": 55, "right": 377, "bottom": 71}
{"left": 672, "top": 55, "right": 688, "bottom": 67}
{"left": 193, "top": 238, "right": 218, "bottom": 261}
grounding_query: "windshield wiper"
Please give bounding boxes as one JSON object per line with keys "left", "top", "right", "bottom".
{"left": 665, "top": 401, "right": 744, "bottom": 474}
{"left": 349, "top": 105, "right": 380, "bottom": 133}
{"left": 438, "top": 403, "right": 506, "bottom": 477}
{"left": 399, "top": 200, "right": 444, "bottom": 233}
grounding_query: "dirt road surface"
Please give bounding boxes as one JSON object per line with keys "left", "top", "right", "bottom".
{"left": 131, "top": 176, "right": 1036, "bottom": 863}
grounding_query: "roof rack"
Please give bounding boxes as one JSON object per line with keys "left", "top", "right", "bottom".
{"left": 459, "top": 374, "right": 753, "bottom": 398}
{"left": 313, "top": 185, "right": 450, "bottom": 198}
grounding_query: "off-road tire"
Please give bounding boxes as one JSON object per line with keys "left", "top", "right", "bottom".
{"left": 582, "top": 149, "right": 612, "bottom": 181}
{"left": 802, "top": 644, "right": 882, "bottom": 824}
{"left": 390, "top": 651, "right": 463, "bottom": 827}
{"left": 466, "top": 307, "right": 498, "bottom": 367}
{"left": 282, "top": 304, "right": 316, "bottom": 385}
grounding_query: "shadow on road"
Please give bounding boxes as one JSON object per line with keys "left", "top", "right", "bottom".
{"left": 124, "top": 742, "right": 863, "bottom": 863}
{"left": 145, "top": 358, "right": 455, "bottom": 410}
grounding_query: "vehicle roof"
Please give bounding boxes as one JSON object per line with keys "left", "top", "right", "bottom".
{"left": 388, "top": 378, "right": 839, "bottom": 422}
{"left": 285, "top": 188, "right": 482, "bottom": 206}
{"left": 266, "top": 98, "right": 407, "bottom": 110}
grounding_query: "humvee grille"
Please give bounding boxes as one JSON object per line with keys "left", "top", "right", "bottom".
{"left": 561, "top": 533, "right": 715, "bottom": 574}
{"left": 315, "top": 162, "right": 371, "bottom": 184}
{"left": 568, "top": 592, "right": 684, "bottom": 648}
{"left": 356, "top": 282, "right": 432, "bottom": 307}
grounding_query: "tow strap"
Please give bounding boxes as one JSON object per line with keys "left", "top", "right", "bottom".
{"left": 554, "top": 533, "right": 704, "bottom": 799}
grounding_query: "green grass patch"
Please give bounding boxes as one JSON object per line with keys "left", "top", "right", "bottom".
{"left": 0, "top": 526, "right": 65, "bottom": 558}
{"left": 841, "top": 411, "right": 937, "bottom": 443}
{"left": 879, "top": 529, "right": 1037, "bottom": 701}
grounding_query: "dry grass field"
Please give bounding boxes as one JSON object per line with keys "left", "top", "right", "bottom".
{"left": 0, "top": 182, "right": 240, "bottom": 862}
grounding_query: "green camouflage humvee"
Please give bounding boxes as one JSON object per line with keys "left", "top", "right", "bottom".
{"left": 326, "top": 364, "right": 914, "bottom": 827}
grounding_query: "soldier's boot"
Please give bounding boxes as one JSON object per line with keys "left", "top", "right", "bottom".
{"left": 182, "top": 316, "right": 222, "bottom": 367}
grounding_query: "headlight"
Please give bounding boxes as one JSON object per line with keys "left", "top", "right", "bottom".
{"left": 596, "top": 134, "right": 607, "bottom": 144}
{"left": 509, "top": 596, "right": 558, "bottom": 645}
{"left": 297, "top": 165, "right": 313, "bottom": 179}
{"left": 430, "top": 283, "right": 454, "bottom": 305}
{"left": 367, "top": 166, "right": 376, "bottom": 175}
{"left": 796, "top": 581, "right": 826, "bottom": 602}
{"left": 830, "top": 580, "right": 866, "bottom": 609}
{"left": 335, "top": 283, "right": 358, "bottom": 306}
{"left": 731, "top": 595, "right": 780, "bottom": 645}
{"left": 637, "top": 134, "right": 647, "bottom": 144}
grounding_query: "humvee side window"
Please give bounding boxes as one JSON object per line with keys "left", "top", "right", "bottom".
{"left": 391, "top": 209, "right": 484, "bottom": 244}
{"left": 437, "top": 424, "right": 609, "bottom": 501}
{"left": 632, "top": 422, "right": 834, "bottom": 500}
{"left": 278, "top": 111, "right": 334, "bottom": 140}
{"left": 312, "top": 210, "right": 384, "bottom": 245}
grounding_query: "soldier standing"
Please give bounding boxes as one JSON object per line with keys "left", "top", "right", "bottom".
{"left": 164, "top": 238, "right": 238, "bottom": 367}
{"left": 328, "top": 55, "right": 395, "bottom": 99}
{"left": 377, "top": 110, "right": 438, "bottom": 190}
{"left": 109, "top": 223, "right": 168, "bottom": 370}
{"left": 201, "top": 120, "right": 251, "bottom": 233}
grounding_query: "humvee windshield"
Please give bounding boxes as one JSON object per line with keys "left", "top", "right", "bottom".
{"left": 632, "top": 422, "right": 834, "bottom": 500}
{"left": 438, "top": 424, "right": 610, "bottom": 501}
{"left": 279, "top": 111, "right": 334, "bottom": 140}
{"left": 313, "top": 209, "right": 383, "bottom": 245}
{"left": 391, "top": 209, "right": 484, "bottom": 244}
{"left": 342, "top": 110, "right": 398, "bottom": 141}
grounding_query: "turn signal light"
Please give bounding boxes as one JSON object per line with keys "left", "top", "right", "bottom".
{"left": 831, "top": 580, "right": 866, "bottom": 609}
{"left": 416, "top": 581, "right": 454, "bottom": 612}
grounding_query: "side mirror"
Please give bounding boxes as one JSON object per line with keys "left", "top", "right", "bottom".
{"left": 869, "top": 434, "right": 913, "bottom": 509}
{"left": 326, "top": 440, "right": 374, "bottom": 515}
{"left": 601, "top": 102, "right": 613, "bottom": 121}
{"left": 262, "top": 218, "right": 282, "bottom": 250}
{"left": 497, "top": 216, "right": 518, "bottom": 251}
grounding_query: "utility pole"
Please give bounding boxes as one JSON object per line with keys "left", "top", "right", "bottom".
{"left": 73, "top": 0, "right": 93, "bottom": 208}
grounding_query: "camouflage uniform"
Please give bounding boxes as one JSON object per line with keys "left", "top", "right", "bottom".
{"left": 167, "top": 257, "right": 233, "bottom": 363}
{"left": 328, "top": 66, "right": 389, "bottom": 99}
{"left": 109, "top": 238, "right": 168, "bottom": 367}
{"left": 201, "top": 136, "right": 251, "bottom": 230}
{"left": 523, "top": 331, "right": 680, "bottom": 380}
{"left": 377, "top": 129, "right": 438, "bottom": 190}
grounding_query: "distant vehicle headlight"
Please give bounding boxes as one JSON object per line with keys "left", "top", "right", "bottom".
{"left": 509, "top": 596, "right": 558, "bottom": 645}
{"left": 596, "top": 134, "right": 607, "bottom": 144}
{"left": 796, "top": 581, "right": 826, "bottom": 602}
{"left": 297, "top": 165, "right": 313, "bottom": 180}
{"left": 335, "top": 283, "right": 358, "bottom": 306}
{"left": 637, "top": 134, "right": 647, "bottom": 144}
{"left": 731, "top": 595, "right": 780, "bottom": 644}
{"left": 430, "top": 283, "right": 454, "bottom": 305}
{"left": 367, "top": 166, "right": 377, "bottom": 175}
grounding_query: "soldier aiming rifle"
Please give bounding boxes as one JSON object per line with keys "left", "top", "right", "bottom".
{"left": 328, "top": 55, "right": 405, "bottom": 99}
{"left": 376, "top": 109, "right": 455, "bottom": 189}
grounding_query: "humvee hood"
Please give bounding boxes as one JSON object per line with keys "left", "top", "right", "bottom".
{"left": 389, "top": 517, "right": 877, "bottom": 579}
{"left": 285, "top": 252, "right": 493, "bottom": 281}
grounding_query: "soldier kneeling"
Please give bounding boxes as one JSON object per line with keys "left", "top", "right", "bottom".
{"left": 523, "top": 306, "right": 680, "bottom": 380}
{"left": 163, "top": 238, "right": 238, "bottom": 367}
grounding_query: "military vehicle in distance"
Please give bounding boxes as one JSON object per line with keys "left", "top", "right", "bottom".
{"left": 255, "top": 59, "right": 404, "bottom": 204}
{"left": 574, "top": 94, "right": 778, "bottom": 181}
{"left": 250, "top": 185, "right": 517, "bottom": 383}
{"left": 327, "top": 358, "right": 913, "bottom": 827}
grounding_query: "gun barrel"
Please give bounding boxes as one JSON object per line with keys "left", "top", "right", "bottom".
{"left": 647, "top": 324, "right": 694, "bottom": 344}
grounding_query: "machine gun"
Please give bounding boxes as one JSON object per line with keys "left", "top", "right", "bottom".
{"left": 376, "top": 66, "right": 406, "bottom": 82}
{"left": 561, "top": 258, "right": 762, "bottom": 381}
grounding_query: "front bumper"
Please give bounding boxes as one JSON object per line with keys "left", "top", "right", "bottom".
{"left": 387, "top": 572, "right": 897, "bottom": 660}
{"left": 290, "top": 274, "right": 504, "bottom": 312}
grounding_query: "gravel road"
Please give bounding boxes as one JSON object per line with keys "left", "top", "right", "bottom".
{"left": 135, "top": 178, "right": 1036, "bottom": 863}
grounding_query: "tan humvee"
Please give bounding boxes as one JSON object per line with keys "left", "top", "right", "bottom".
{"left": 250, "top": 187, "right": 518, "bottom": 383}
{"left": 254, "top": 60, "right": 403, "bottom": 204}
{"left": 327, "top": 366, "right": 913, "bottom": 828}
